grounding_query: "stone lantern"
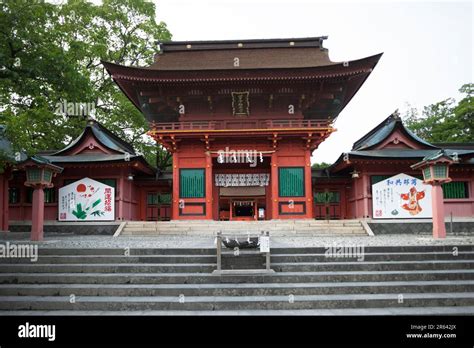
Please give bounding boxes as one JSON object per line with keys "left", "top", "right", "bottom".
{"left": 411, "top": 150, "right": 455, "bottom": 239}
{"left": 18, "top": 156, "right": 63, "bottom": 241}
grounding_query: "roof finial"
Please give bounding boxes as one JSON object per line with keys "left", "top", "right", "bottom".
{"left": 392, "top": 109, "right": 401, "bottom": 120}
{"left": 86, "top": 116, "right": 96, "bottom": 126}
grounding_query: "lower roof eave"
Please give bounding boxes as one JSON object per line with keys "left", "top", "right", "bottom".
{"left": 45, "top": 157, "right": 156, "bottom": 176}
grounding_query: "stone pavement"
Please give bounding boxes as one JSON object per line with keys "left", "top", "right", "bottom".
{"left": 1, "top": 232, "right": 473, "bottom": 248}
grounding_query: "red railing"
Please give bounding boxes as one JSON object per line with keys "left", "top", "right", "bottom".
{"left": 151, "top": 119, "right": 329, "bottom": 131}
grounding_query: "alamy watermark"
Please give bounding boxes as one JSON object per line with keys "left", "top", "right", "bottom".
{"left": 0, "top": 242, "right": 38, "bottom": 262}
{"left": 324, "top": 244, "right": 365, "bottom": 261}
{"left": 18, "top": 322, "right": 55, "bottom": 341}
{"left": 217, "top": 146, "right": 263, "bottom": 168}
{"left": 55, "top": 99, "right": 96, "bottom": 117}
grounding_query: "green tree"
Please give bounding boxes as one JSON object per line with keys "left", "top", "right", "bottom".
{"left": 0, "top": 0, "right": 172, "bottom": 169}
{"left": 403, "top": 83, "right": 474, "bottom": 143}
{"left": 312, "top": 162, "right": 332, "bottom": 170}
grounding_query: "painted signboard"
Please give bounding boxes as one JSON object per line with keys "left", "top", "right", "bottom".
{"left": 372, "top": 173, "right": 432, "bottom": 219}
{"left": 58, "top": 178, "right": 115, "bottom": 221}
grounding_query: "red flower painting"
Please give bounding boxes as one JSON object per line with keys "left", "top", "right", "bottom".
{"left": 400, "top": 187, "right": 426, "bottom": 216}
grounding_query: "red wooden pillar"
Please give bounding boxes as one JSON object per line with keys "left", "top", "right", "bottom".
{"left": 31, "top": 187, "right": 45, "bottom": 241}
{"left": 205, "top": 154, "right": 213, "bottom": 219}
{"left": 139, "top": 187, "right": 146, "bottom": 221}
{"left": 0, "top": 170, "right": 9, "bottom": 231}
{"left": 304, "top": 150, "right": 313, "bottom": 219}
{"left": 265, "top": 184, "right": 272, "bottom": 220}
{"left": 172, "top": 152, "right": 179, "bottom": 220}
{"left": 271, "top": 152, "right": 279, "bottom": 219}
{"left": 117, "top": 169, "right": 124, "bottom": 221}
{"left": 432, "top": 184, "right": 447, "bottom": 239}
{"left": 362, "top": 172, "right": 370, "bottom": 219}
{"left": 213, "top": 174, "right": 219, "bottom": 220}
{"left": 254, "top": 200, "right": 257, "bottom": 220}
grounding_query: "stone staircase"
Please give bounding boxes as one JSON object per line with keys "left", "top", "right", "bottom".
{"left": 0, "top": 245, "right": 473, "bottom": 314}
{"left": 120, "top": 219, "right": 368, "bottom": 236}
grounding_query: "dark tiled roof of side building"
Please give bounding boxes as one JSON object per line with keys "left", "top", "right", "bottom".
{"left": 351, "top": 111, "right": 438, "bottom": 151}
{"left": 53, "top": 119, "right": 136, "bottom": 156}
{"left": 432, "top": 142, "right": 474, "bottom": 150}
{"left": 43, "top": 119, "right": 155, "bottom": 174}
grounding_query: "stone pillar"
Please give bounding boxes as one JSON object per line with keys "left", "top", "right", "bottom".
{"left": 431, "top": 184, "right": 446, "bottom": 239}
{"left": 270, "top": 152, "right": 278, "bottom": 219}
{"left": 31, "top": 187, "right": 45, "bottom": 241}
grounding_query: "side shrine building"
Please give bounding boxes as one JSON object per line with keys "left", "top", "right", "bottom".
{"left": 1, "top": 37, "right": 473, "bottom": 230}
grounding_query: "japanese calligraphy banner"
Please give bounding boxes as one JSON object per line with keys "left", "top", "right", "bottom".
{"left": 58, "top": 178, "right": 115, "bottom": 221}
{"left": 372, "top": 173, "right": 432, "bottom": 219}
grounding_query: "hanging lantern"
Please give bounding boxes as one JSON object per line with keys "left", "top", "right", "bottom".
{"left": 20, "top": 156, "right": 63, "bottom": 188}
{"left": 411, "top": 150, "right": 455, "bottom": 185}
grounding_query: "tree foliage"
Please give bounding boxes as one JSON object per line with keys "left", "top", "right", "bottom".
{"left": 311, "top": 162, "right": 332, "bottom": 170}
{"left": 403, "top": 83, "right": 474, "bottom": 143}
{"left": 0, "top": 0, "right": 172, "bottom": 169}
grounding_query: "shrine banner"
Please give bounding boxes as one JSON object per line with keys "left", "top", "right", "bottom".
{"left": 215, "top": 173, "right": 270, "bottom": 187}
{"left": 372, "top": 173, "right": 432, "bottom": 219}
{"left": 58, "top": 178, "right": 115, "bottom": 221}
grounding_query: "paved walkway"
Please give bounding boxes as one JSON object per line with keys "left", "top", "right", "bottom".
{"left": 0, "top": 233, "right": 473, "bottom": 248}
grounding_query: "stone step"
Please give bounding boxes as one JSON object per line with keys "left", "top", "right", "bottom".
{"left": 273, "top": 245, "right": 474, "bottom": 253}
{"left": 4, "top": 245, "right": 472, "bottom": 257}
{"left": 272, "top": 252, "right": 474, "bottom": 262}
{"left": 122, "top": 221, "right": 364, "bottom": 230}
{"left": 121, "top": 230, "right": 367, "bottom": 237}
{"left": 1, "top": 292, "right": 473, "bottom": 311}
{"left": 1, "top": 259, "right": 471, "bottom": 274}
{"left": 3, "top": 306, "right": 474, "bottom": 315}
{"left": 0, "top": 263, "right": 217, "bottom": 274}
{"left": 121, "top": 227, "right": 363, "bottom": 231}
{"left": 1, "top": 280, "right": 473, "bottom": 297}
{"left": 124, "top": 220, "right": 361, "bottom": 225}
{"left": 32, "top": 248, "right": 218, "bottom": 256}
{"left": 271, "top": 260, "right": 474, "bottom": 272}
{"left": 123, "top": 224, "right": 363, "bottom": 229}
{"left": 123, "top": 225, "right": 364, "bottom": 229}
{"left": 1, "top": 251, "right": 472, "bottom": 264}
{"left": 1, "top": 244, "right": 471, "bottom": 314}
{"left": 1, "top": 269, "right": 473, "bottom": 285}
{"left": 0, "top": 255, "right": 218, "bottom": 264}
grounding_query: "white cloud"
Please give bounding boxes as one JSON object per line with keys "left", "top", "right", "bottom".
{"left": 154, "top": 0, "right": 472, "bottom": 163}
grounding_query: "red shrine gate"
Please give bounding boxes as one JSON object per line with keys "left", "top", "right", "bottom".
{"left": 103, "top": 37, "right": 381, "bottom": 221}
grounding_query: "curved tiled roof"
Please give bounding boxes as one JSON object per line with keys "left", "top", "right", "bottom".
{"left": 53, "top": 119, "right": 136, "bottom": 156}
{"left": 347, "top": 148, "right": 474, "bottom": 159}
{"left": 150, "top": 37, "right": 333, "bottom": 71}
{"left": 44, "top": 121, "right": 155, "bottom": 174}
{"left": 352, "top": 112, "right": 438, "bottom": 151}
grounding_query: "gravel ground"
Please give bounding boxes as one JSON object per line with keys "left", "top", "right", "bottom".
{"left": 0, "top": 233, "right": 473, "bottom": 248}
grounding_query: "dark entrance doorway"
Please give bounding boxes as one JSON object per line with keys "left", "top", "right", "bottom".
{"left": 146, "top": 192, "right": 171, "bottom": 221}
{"left": 314, "top": 189, "right": 341, "bottom": 219}
{"left": 231, "top": 199, "right": 256, "bottom": 221}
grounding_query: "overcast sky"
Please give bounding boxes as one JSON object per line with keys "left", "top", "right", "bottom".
{"left": 155, "top": 0, "right": 473, "bottom": 164}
